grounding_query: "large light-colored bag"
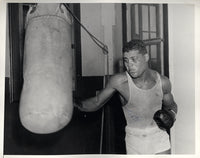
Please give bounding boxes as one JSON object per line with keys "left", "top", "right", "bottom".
{"left": 19, "top": 3, "right": 73, "bottom": 134}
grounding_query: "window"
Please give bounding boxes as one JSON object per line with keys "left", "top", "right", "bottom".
{"left": 127, "top": 4, "right": 166, "bottom": 75}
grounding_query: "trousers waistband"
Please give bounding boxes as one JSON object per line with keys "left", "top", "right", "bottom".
{"left": 125, "top": 125, "right": 163, "bottom": 136}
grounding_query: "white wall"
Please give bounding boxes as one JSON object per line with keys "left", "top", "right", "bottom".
{"left": 81, "top": 4, "right": 105, "bottom": 76}
{"left": 81, "top": 4, "right": 122, "bottom": 76}
{"left": 168, "top": 4, "right": 195, "bottom": 154}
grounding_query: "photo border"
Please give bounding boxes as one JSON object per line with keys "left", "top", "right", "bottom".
{"left": 0, "top": 0, "right": 199, "bottom": 158}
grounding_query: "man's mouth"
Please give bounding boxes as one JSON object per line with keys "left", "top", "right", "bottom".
{"left": 129, "top": 70, "right": 137, "bottom": 74}
{"left": 129, "top": 72, "right": 137, "bottom": 77}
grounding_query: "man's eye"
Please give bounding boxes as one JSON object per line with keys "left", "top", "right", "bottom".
{"left": 131, "top": 57, "right": 138, "bottom": 62}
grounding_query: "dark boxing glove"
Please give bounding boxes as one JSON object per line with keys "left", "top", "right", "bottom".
{"left": 153, "top": 109, "right": 176, "bottom": 130}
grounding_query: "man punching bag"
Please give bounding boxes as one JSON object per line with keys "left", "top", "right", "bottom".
{"left": 19, "top": 3, "right": 73, "bottom": 134}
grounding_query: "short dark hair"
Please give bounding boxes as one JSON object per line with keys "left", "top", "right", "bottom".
{"left": 123, "top": 39, "right": 147, "bottom": 55}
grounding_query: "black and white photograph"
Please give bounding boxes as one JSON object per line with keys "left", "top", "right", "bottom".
{"left": 0, "top": 0, "right": 199, "bottom": 157}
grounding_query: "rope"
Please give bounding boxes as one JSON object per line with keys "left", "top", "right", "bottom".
{"left": 62, "top": 4, "right": 108, "bottom": 55}
{"left": 62, "top": 4, "right": 110, "bottom": 154}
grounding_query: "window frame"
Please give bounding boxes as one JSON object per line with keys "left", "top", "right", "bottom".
{"left": 123, "top": 4, "right": 169, "bottom": 76}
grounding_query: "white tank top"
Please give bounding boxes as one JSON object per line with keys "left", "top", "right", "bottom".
{"left": 122, "top": 71, "right": 163, "bottom": 128}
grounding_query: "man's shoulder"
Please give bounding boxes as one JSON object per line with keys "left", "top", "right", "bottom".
{"left": 159, "top": 74, "right": 171, "bottom": 94}
{"left": 108, "top": 72, "right": 127, "bottom": 88}
{"left": 150, "top": 69, "right": 170, "bottom": 83}
{"left": 160, "top": 74, "right": 170, "bottom": 85}
{"left": 149, "top": 69, "right": 171, "bottom": 93}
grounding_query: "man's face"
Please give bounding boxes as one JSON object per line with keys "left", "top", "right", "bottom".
{"left": 123, "top": 49, "right": 148, "bottom": 78}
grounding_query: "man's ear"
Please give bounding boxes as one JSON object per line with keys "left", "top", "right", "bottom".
{"left": 144, "top": 53, "right": 149, "bottom": 62}
{"left": 124, "top": 64, "right": 129, "bottom": 71}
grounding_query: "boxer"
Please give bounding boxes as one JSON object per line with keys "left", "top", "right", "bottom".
{"left": 74, "top": 39, "right": 177, "bottom": 154}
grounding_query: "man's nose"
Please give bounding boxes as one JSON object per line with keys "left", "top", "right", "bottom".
{"left": 128, "top": 61, "right": 134, "bottom": 67}
{"left": 128, "top": 62, "right": 137, "bottom": 69}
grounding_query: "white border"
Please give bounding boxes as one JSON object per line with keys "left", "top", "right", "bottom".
{"left": 0, "top": 0, "right": 6, "bottom": 157}
{"left": 0, "top": 0, "right": 200, "bottom": 158}
{"left": 0, "top": 0, "right": 200, "bottom": 3}
{"left": 195, "top": 2, "right": 200, "bottom": 157}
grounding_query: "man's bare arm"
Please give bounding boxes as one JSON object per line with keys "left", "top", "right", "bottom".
{"left": 153, "top": 75, "right": 178, "bottom": 130}
{"left": 161, "top": 76, "right": 178, "bottom": 117}
{"left": 75, "top": 75, "right": 119, "bottom": 112}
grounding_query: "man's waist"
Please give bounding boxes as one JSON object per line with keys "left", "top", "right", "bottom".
{"left": 125, "top": 123, "right": 162, "bottom": 136}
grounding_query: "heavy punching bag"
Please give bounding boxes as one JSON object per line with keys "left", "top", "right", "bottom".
{"left": 19, "top": 3, "right": 73, "bottom": 134}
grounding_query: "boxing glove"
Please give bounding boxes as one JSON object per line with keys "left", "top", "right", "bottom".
{"left": 153, "top": 109, "right": 176, "bottom": 130}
